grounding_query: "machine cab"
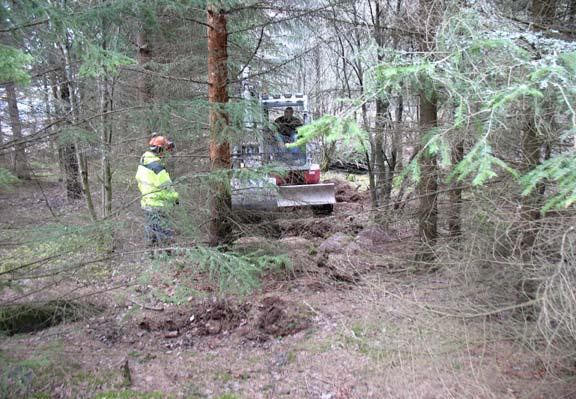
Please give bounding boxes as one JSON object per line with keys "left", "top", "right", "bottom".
{"left": 232, "top": 93, "right": 313, "bottom": 170}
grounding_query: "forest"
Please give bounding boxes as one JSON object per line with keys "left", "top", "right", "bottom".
{"left": 1, "top": 0, "right": 576, "bottom": 397}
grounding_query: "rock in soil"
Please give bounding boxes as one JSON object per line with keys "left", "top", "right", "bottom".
{"left": 318, "top": 233, "right": 353, "bottom": 254}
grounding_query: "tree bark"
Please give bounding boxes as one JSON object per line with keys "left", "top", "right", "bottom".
{"left": 415, "top": 0, "right": 440, "bottom": 262}
{"left": 207, "top": 6, "right": 232, "bottom": 246}
{"left": 0, "top": 109, "right": 5, "bottom": 166}
{"left": 6, "top": 83, "right": 30, "bottom": 179}
{"left": 416, "top": 92, "right": 438, "bottom": 262}
{"left": 100, "top": 75, "right": 113, "bottom": 218}
{"left": 371, "top": 0, "right": 401, "bottom": 219}
{"left": 394, "top": 94, "right": 404, "bottom": 172}
{"left": 100, "top": 29, "right": 114, "bottom": 218}
{"left": 137, "top": 28, "right": 154, "bottom": 135}
{"left": 517, "top": 0, "right": 559, "bottom": 249}
{"left": 372, "top": 0, "right": 387, "bottom": 209}
{"left": 49, "top": 75, "right": 67, "bottom": 183}
{"left": 374, "top": 98, "right": 388, "bottom": 208}
{"left": 448, "top": 139, "right": 464, "bottom": 237}
{"left": 59, "top": 34, "right": 97, "bottom": 219}
{"left": 520, "top": 120, "right": 541, "bottom": 251}
{"left": 58, "top": 79, "right": 83, "bottom": 200}
{"left": 42, "top": 76, "right": 58, "bottom": 167}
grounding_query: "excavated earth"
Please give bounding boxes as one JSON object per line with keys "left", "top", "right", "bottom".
{"left": 87, "top": 297, "right": 312, "bottom": 351}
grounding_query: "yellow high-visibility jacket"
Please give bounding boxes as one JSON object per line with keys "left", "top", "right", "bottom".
{"left": 135, "top": 151, "right": 179, "bottom": 209}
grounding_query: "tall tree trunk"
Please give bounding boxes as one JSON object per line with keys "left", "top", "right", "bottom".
{"left": 415, "top": 0, "right": 440, "bottom": 262}
{"left": 100, "top": 75, "right": 113, "bottom": 218}
{"left": 100, "top": 28, "right": 114, "bottom": 218}
{"left": 362, "top": 102, "right": 378, "bottom": 209}
{"left": 416, "top": 92, "right": 438, "bottom": 262}
{"left": 314, "top": 45, "right": 321, "bottom": 117}
{"left": 0, "top": 113, "right": 5, "bottom": 166}
{"left": 6, "top": 83, "right": 30, "bottom": 180}
{"left": 137, "top": 27, "right": 153, "bottom": 135}
{"left": 448, "top": 139, "right": 464, "bottom": 237}
{"left": 518, "top": 0, "right": 558, "bottom": 249}
{"left": 59, "top": 35, "right": 97, "bottom": 219}
{"left": 394, "top": 94, "right": 404, "bottom": 172}
{"left": 42, "top": 76, "right": 58, "bottom": 167}
{"left": 374, "top": 98, "right": 388, "bottom": 208}
{"left": 207, "top": 6, "right": 232, "bottom": 246}
{"left": 373, "top": 0, "right": 387, "bottom": 210}
{"left": 58, "top": 79, "right": 83, "bottom": 201}
{"left": 520, "top": 120, "right": 541, "bottom": 251}
{"left": 513, "top": 1, "right": 559, "bottom": 308}
{"left": 372, "top": 0, "right": 401, "bottom": 218}
{"left": 50, "top": 76, "right": 67, "bottom": 183}
{"left": 314, "top": 46, "right": 335, "bottom": 172}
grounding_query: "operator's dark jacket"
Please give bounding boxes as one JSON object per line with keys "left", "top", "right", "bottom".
{"left": 275, "top": 115, "right": 303, "bottom": 137}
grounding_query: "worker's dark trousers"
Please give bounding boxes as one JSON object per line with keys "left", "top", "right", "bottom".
{"left": 144, "top": 209, "right": 173, "bottom": 249}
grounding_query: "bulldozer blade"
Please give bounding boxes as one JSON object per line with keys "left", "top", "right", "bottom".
{"left": 277, "top": 183, "right": 336, "bottom": 207}
{"left": 232, "top": 187, "right": 278, "bottom": 210}
{"left": 231, "top": 178, "right": 279, "bottom": 210}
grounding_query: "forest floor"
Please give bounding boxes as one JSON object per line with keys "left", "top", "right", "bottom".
{"left": 1, "top": 178, "right": 575, "bottom": 399}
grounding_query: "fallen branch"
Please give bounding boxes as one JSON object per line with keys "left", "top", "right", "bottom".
{"left": 128, "top": 299, "right": 164, "bottom": 312}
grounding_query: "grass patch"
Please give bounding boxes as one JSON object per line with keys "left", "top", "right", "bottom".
{"left": 0, "top": 348, "right": 132, "bottom": 398}
{"left": 214, "top": 371, "right": 233, "bottom": 383}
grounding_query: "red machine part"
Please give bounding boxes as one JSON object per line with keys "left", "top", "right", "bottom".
{"left": 304, "top": 164, "right": 321, "bottom": 184}
{"left": 273, "top": 164, "right": 321, "bottom": 186}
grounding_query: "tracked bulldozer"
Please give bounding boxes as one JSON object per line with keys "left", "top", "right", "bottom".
{"left": 231, "top": 87, "right": 335, "bottom": 215}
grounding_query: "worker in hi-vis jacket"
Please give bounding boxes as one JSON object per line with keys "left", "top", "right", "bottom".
{"left": 135, "top": 134, "right": 179, "bottom": 256}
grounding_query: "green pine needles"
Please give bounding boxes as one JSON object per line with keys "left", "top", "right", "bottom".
{"left": 298, "top": 8, "right": 576, "bottom": 213}
{"left": 183, "top": 246, "right": 292, "bottom": 297}
{"left": 0, "top": 44, "right": 33, "bottom": 85}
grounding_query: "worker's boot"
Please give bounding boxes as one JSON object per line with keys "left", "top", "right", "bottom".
{"left": 148, "top": 240, "right": 158, "bottom": 260}
{"left": 161, "top": 238, "right": 175, "bottom": 256}
{"left": 162, "top": 248, "right": 173, "bottom": 256}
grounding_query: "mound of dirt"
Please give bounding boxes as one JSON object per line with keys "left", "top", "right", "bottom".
{"left": 256, "top": 296, "right": 310, "bottom": 337}
{"left": 130, "top": 297, "right": 312, "bottom": 346}
{"left": 191, "top": 301, "right": 252, "bottom": 336}
{"left": 238, "top": 296, "right": 311, "bottom": 342}
{"left": 278, "top": 215, "right": 363, "bottom": 240}
{"left": 279, "top": 218, "right": 333, "bottom": 239}
{"left": 138, "top": 300, "right": 251, "bottom": 339}
{"left": 325, "top": 179, "right": 367, "bottom": 203}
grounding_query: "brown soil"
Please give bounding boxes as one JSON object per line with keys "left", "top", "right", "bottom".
{"left": 279, "top": 217, "right": 335, "bottom": 239}
{"left": 325, "top": 179, "right": 368, "bottom": 203}
{"left": 137, "top": 300, "right": 249, "bottom": 338}
{"left": 254, "top": 296, "right": 311, "bottom": 338}
{"left": 130, "top": 297, "right": 310, "bottom": 346}
{"left": 278, "top": 213, "right": 364, "bottom": 240}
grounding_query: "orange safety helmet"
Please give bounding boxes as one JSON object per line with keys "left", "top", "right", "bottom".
{"left": 149, "top": 133, "right": 174, "bottom": 153}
